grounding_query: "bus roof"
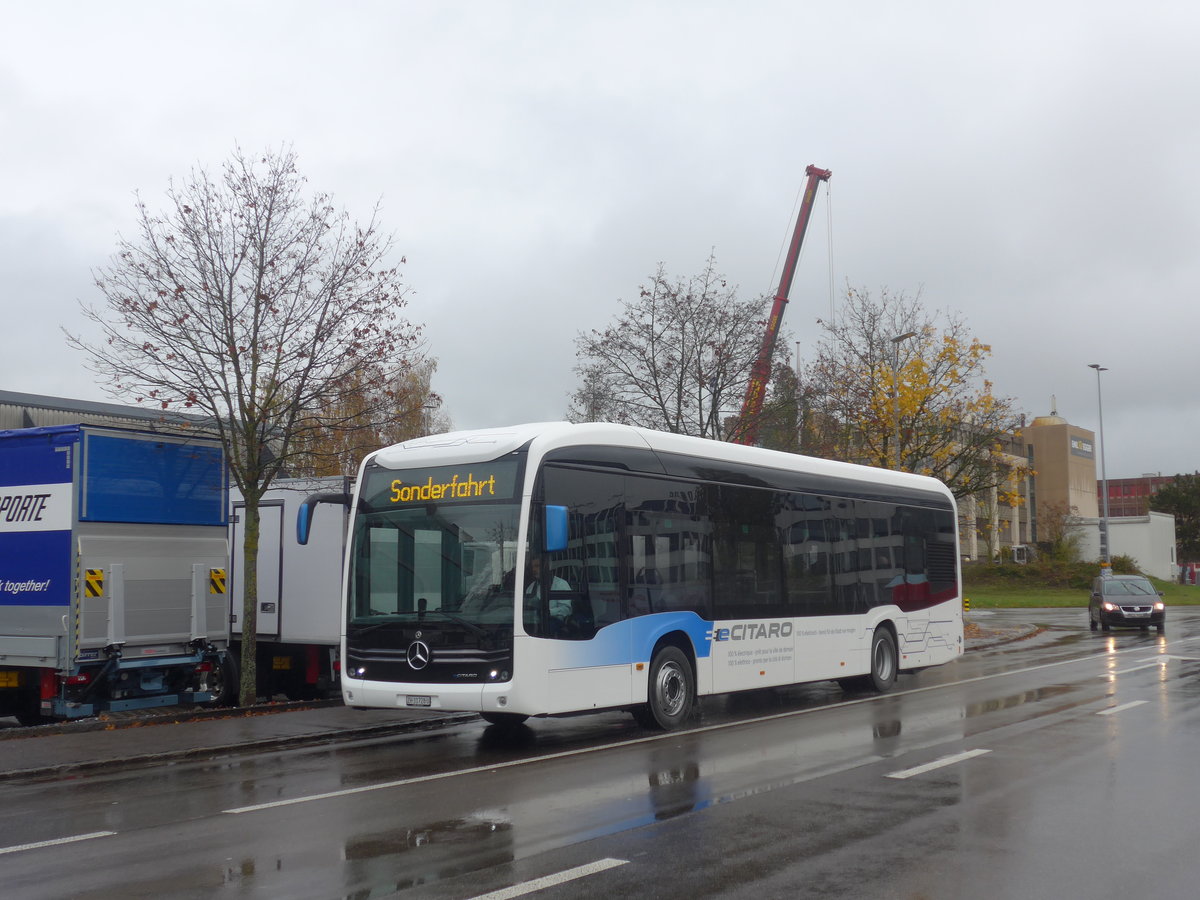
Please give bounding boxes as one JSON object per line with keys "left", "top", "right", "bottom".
{"left": 367, "top": 422, "right": 954, "bottom": 502}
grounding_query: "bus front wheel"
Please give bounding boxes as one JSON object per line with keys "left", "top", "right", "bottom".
{"left": 646, "top": 645, "right": 695, "bottom": 730}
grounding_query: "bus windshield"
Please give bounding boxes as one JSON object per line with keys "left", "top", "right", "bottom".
{"left": 348, "top": 461, "right": 523, "bottom": 628}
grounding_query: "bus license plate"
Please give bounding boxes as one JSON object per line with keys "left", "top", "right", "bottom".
{"left": 406, "top": 695, "right": 432, "bottom": 708}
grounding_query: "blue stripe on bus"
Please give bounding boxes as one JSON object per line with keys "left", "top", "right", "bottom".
{"left": 549, "top": 612, "right": 713, "bottom": 668}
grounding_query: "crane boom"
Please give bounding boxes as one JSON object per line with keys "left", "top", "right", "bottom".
{"left": 733, "top": 164, "right": 831, "bottom": 445}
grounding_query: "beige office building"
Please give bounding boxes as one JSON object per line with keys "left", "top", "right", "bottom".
{"left": 1025, "top": 413, "right": 1099, "bottom": 539}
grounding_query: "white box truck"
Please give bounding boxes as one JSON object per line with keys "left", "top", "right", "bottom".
{"left": 228, "top": 477, "right": 348, "bottom": 699}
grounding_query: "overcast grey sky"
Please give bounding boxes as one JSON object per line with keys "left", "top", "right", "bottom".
{"left": 2, "top": 1, "right": 1197, "bottom": 478}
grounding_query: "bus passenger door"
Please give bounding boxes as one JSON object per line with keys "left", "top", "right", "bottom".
{"left": 541, "top": 601, "right": 632, "bottom": 713}
{"left": 538, "top": 498, "right": 632, "bottom": 714}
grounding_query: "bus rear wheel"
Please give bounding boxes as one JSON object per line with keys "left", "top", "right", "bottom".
{"left": 839, "top": 628, "right": 898, "bottom": 694}
{"left": 646, "top": 645, "right": 694, "bottom": 730}
{"left": 866, "top": 627, "right": 898, "bottom": 692}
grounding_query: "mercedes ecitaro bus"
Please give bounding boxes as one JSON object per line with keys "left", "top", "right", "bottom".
{"left": 298, "top": 422, "right": 963, "bottom": 731}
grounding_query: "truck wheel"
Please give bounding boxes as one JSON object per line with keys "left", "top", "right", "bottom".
{"left": 209, "top": 651, "right": 238, "bottom": 707}
{"left": 647, "top": 645, "right": 694, "bottom": 730}
{"left": 14, "top": 692, "right": 46, "bottom": 726}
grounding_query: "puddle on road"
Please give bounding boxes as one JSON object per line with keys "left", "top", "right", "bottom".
{"left": 344, "top": 813, "right": 513, "bottom": 860}
{"left": 963, "top": 683, "right": 1076, "bottom": 719}
{"left": 341, "top": 814, "right": 515, "bottom": 898}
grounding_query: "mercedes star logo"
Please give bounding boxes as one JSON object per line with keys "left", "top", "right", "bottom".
{"left": 407, "top": 640, "right": 431, "bottom": 670}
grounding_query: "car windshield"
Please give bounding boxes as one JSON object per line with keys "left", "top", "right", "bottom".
{"left": 1103, "top": 579, "right": 1156, "bottom": 597}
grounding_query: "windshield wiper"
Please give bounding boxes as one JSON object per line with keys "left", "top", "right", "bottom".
{"left": 349, "top": 618, "right": 415, "bottom": 635}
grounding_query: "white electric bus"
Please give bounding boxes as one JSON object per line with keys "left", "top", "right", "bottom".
{"left": 300, "top": 422, "right": 963, "bottom": 731}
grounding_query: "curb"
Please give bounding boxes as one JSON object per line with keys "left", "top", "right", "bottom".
{"left": 965, "top": 623, "right": 1044, "bottom": 650}
{"left": 0, "top": 698, "right": 344, "bottom": 742}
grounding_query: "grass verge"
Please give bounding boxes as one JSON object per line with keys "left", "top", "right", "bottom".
{"left": 962, "top": 560, "right": 1200, "bottom": 609}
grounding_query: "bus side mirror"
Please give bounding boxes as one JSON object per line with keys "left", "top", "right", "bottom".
{"left": 297, "top": 491, "right": 351, "bottom": 545}
{"left": 545, "top": 505, "right": 568, "bottom": 553}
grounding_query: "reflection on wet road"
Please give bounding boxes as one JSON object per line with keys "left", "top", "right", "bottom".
{"left": 5, "top": 608, "right": 1200, "bottom": 899}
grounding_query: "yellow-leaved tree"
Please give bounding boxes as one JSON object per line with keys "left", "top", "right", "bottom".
{"left": 289, "top": 357, "right": 449, "bottom": 478}
{"left": 802, "top": 287, "right": 1028, "bottom": 499}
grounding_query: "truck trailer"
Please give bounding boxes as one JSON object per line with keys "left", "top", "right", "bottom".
{"left": 229, "top": 477, "right": 347, "bottom": 700}
{"left": 0, "top": 424, "right": 231, "bottom": 722}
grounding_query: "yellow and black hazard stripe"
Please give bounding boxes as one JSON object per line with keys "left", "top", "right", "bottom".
{"left": 209, "top": 568, "right": 227, "bottom": 595}
{"left": 73, "top": 554, "right": 82, "bottom": 655}
{"left": 84, "top": 568, "right": 105, "bottom": 598}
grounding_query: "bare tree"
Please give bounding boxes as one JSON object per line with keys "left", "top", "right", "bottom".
{"left": 568, "top": 253, "right": 775, "bottom": 440}
{"left": 68, "top": 146, "right": 424, "bottom": 706}
{"left": 803, "top": 286, "right": 1027, "bottom": 498}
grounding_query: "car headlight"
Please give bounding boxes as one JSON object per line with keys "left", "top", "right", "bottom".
{"left": 1155, "top": 602, "right": 1165, "bottom": 611}
{"left": 1103, "top": 602, "right": 1118, "bottom": 612}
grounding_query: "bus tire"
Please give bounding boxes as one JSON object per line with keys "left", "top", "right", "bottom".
{"left": 866, "top": 627, "right": 898, "bottom": 692}
{"left": 647, "top": 645, "right": 694, "bottom": 730}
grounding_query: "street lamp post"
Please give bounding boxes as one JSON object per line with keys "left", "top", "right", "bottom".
{"left": 1088, "top": 363, "right": 1111, "bottom": 568}
{"left": 891, "top": 332, "right": 917, "bottom": 469}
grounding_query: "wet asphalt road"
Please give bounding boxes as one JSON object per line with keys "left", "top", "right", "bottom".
{"left": 4, "top": 608, "right": 1200, "bottom": 899}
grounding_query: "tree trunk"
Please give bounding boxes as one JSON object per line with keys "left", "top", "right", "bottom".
{"left": 238, "top": 500, "right": 260, "bottom": 707}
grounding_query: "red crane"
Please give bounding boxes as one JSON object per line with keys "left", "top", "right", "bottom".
{"left": 733, "top": 164, "right": 831, "bottom": 445}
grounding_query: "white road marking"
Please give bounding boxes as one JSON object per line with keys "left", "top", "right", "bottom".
{"left": 1108, "top": 663, "right": 1163, "bottom": 676}
{"left": 467, "top": 858, "right": 628, "bottom": 900}
{"left": 0, "top": 831, "right": 116, "bottom": 856}
{"left": 224, "top": 743, "right": 641, "bottom": 813}
{"left": 885, "top": 749, "right": 991, "bottom": 780}
{"left": 1106, "top": 654, "right": 1200, "bottom": 676}
{"left": 1097, "top": 700, "right": 1149, "bottom": 716}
